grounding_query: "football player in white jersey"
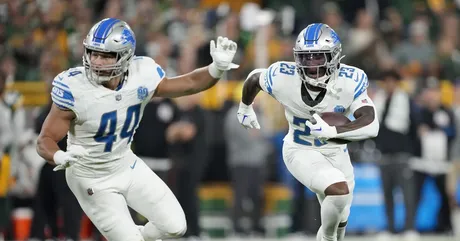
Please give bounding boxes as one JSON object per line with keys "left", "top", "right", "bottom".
{"left": 36, "top": 18, "right": 238, "bottom": 241}
{"left": 237, "top": 23, "right": 379, "bottom": 241}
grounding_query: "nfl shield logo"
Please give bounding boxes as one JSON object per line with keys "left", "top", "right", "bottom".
{"left": 87, "top": 188, "right": 94, "bottom": 196}
{"left": 137, "top": 86, "right": 148, "bottom": 100}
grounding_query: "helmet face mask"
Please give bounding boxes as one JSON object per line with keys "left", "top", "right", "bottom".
{"left": 82, "top": 18, "right": 136, "bottom": 84}
{"left": 294, "top": 52, "right": 331, "bottom": 80}
{"left": 83, "top": 49, "right": 130, "bottom": 83}
{"left": 293, "top": 23, "right": 343, "bottom": 88}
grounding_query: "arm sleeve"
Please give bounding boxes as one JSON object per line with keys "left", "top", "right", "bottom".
{"left": 49, "top": 68, "right": 89, "bottom": 121}
{"left": 252, "top": 68, "right": 269, "bottom": 93}
{"left": 347, "top": 90, "right": 375, "bottom": 115}
{"left": 51, "top": 80, "right": 76, "bottom": 112}
{"left": 257, "top": 62, "right": 282, "bottom": 95}
{"left": 136, "top": 56, "right": 166, "bottom": 99}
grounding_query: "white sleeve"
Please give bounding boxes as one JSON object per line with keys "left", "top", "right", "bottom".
{"left": 136, "top": 56, "right": 166, "bottom": 98}
{"left": 250, "top": 68, "right": 269, "bottom": 93}
{"left": 50, "top": 71, "right": 83, "bottom": 120}
{"left": 335, "top": 90, "right": 380, "bottom": 141}
{"left": 51, "top": 79, "right": 76, "bottom": 111}
{"left": 347, "top": 90, "right": 375, "bottom": 116}
{"left": 256, "top": 62, "right": 281, "bottom": 95}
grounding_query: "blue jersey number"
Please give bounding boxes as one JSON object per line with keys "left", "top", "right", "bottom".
{"left": 67, "top": 70, "right": 82, "bottom": 77}
{"left": 338, "top": 66, "right": 354, "bottom": 78}
{"left": 293, "top": 116, "right": 327, "bottom": 147}
{"left": 94, "top": 104, "right": 141, "bottom": 152}
{"left": 280, "top": 63, "right": 295, "bottom": 75}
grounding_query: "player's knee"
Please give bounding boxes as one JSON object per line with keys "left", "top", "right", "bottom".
{"left": 323, "top": 194, "right": 349, "bottom": 215}
{"left": 177, "top": 223, "right": 187, "bottom": 237}
{"left": 163, "top": 212, "right": 187, "bottom": 238}
{"left": 313, "top": 168, "right": 348, "bottom": 195}
{"left": 340, "top": 204, "right": 351, "bottom": 222}
{"left": 324, "top": 181, "right": 349, "bottom": 196}
{"left": 93, "top": 211, "right": 118, "bottom": 234}
{"left": 166, "top": 221, "right": 187, "bottom": 237}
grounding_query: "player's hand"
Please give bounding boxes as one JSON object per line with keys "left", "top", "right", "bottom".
{"left": 53, "top": 145, "right": 89, "bottom": 171}
{"left": 208, "top": 36, "right": 239, "bottom": 78}
{"left": 305, "top": 113, "right": 337, "bottom": 141}
{"left": 237, "top": 102, "right": 260, "bottom": 129}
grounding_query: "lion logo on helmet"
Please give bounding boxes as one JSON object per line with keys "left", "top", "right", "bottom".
{"left": 120, "top": 28, "right": 136, "bottom": 46}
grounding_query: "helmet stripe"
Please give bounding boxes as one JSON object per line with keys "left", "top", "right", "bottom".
{"left": 304, "top": 23, "right": 322, "bottom": 44}
{"left": 303, "top": 25, "right": 312, "bottom": 44}
{"left": 305, "top": 25, "right": 314, "bottom": 44}
{"left": 313, "top": 23, "right": 323, "bottom": 44}
{"left": 93, "top": 18, "right": 121, "bottom": 43}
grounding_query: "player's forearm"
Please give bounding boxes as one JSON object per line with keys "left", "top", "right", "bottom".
{"left": 165, "top": 65, "right": 220, "bottom": 98}
{"left": 335, "top": 118, "right": 379, "bottom": 141}
{"left": 335, "top": 106, "right": 379, "bottom": 140}
{"left": 189, "top": 64, "right": 222, "bottom": 93}
{"left": 36, "top": 136, "right": 61, "bottom": 164}
{"left": 242, "top": 72, "right": 262, "bottom": 105}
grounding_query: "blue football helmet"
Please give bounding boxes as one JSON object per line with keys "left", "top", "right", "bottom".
{"left": 294, "top": 23, "right": 343, "bottom": 88}
{"left": 83, "top": 18, "right": 136, "bottom": 84}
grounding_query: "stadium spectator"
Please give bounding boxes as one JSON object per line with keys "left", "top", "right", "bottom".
{"left": 373, "top": 69, "right": 419, "bottom": 239}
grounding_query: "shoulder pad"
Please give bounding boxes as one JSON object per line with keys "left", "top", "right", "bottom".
{"left": 246, "top": 68, "right": 265, "bottom": 81}
{"left": 262, "top": 61, "right": 296, "bottom": 94}
{"left": 132, "top": 56, "right": 165, "bottom": 79}
{"left": 50, "top": 67, "right": 84, "bottom": 111}
{"left": 337, "top": 65, "right": 368, "bottom": 99}
{"left": 130, "top": 56, "right": 165, "bottom": 93}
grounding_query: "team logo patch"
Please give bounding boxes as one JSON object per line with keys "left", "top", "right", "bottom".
{"left": 121, "top": 28, "right": 136, "bottom": 46}
{"left": 334, "top": 105, "right": 345, "bottom": 113}
{"left": 137, "top": 86, "right": 148, "bottom": 100}
{"left": 330, "top": 30, "right": 341, "bottom": 44}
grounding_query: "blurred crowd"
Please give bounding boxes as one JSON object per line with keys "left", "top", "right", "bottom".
{"left": 1, "top": 0, "right": 460, "bottom": 240}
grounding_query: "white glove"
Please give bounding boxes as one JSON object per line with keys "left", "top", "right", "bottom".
{"left": 237, "top": 102, "right": 260, "bottom": 129}
{"left": 53, "top": 145, "right": 88, "bottom": 171}
{"left": 208, "top": 36, "right": 239, "bottom": 78}
{"left": 305, "top": 113, "right": 337, "bottom": 141}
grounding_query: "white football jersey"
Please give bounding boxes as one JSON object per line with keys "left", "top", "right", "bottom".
{"left": 50, "top": 56, "right": 165, "bottom": 171}
{"left": 258, "top": 61, "right": 374, "bottom": 148}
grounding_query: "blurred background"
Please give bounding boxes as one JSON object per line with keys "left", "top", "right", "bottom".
{"left": 0, "top": 0, "right": 460, "bottom": 241}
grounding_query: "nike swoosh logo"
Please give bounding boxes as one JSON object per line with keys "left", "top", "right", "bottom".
{"left": 130, "top": 160, "right": 137, "bottom": 169}
{"left": 313, "top": 128, "right": 322, "bottom": 131}
{"left": 242, "top": 115, "right": 248, "bottom": 123}
{"left": 272, "top": 67, "right": 278, "bottom": 76}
